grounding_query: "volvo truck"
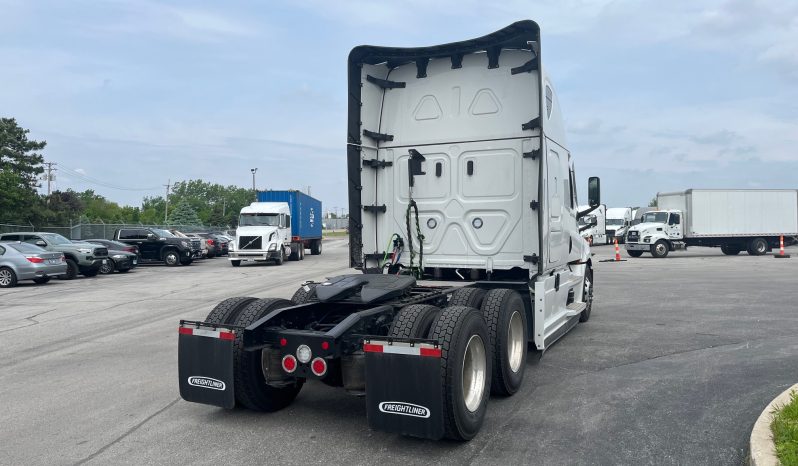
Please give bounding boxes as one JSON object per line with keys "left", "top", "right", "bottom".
{"left": 178, "top": 21, "right": 600, "bottom": 441}
{"left": 229, "top": 190, "right": 322, "bottom": 266}
{"left": 625, "top": 189, "right": 798, "bottom": 258}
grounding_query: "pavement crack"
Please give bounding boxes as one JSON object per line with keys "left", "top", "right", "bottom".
{"left": 75, "top": 397, "right": 180, "bottom": 465}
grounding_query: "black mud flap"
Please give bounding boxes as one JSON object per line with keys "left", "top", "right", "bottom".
{"left": 178, "top": 323, "right": 236, "bottom": 409}
{"left": 364, "top": 339, "right": 444, "bottom": 440}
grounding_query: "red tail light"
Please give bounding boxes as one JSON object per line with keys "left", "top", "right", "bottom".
{"left": 124, "top": 246, "right": 136, "bottom": 253}
{"left": 282, "top": 355, "right": 297, "bottom": 373}
{"left": 26, "top": 256, "right": 45, "bottom": 263}
{"left": 207, "top": 239, "right": 215, "bottom": 246}
{"left": 311, "top": 357, "right": 327, "bottom": 377}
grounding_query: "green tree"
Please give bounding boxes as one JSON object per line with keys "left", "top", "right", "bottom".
{"left": 168, "top": 200, "right": 202, "bottom": 226}
{"left": 648, "top": 197, "right": 657, "bottom": 207}
{"left": 0, "top": 118, "right": 46, "bottom": 224}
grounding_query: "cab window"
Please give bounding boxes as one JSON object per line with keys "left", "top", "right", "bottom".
{"left": 669, "top": 213, "right": 681, "bottom": 225}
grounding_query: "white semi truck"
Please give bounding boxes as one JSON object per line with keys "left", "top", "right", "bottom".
{"left": 625, "top": 189, "right": 798, "bottom": 258}
{"left": 178, "top": 21, "right": 600, "bottom": 441}
{"left": 578, "top": 204, "right": 606, "bottom": 245}
{"left": 606, "top": 207, "right": 632, "bottom": 243}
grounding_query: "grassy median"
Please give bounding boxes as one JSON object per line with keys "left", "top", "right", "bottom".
{"left": 772, "top": 389, "right": 798, "bottom": 466}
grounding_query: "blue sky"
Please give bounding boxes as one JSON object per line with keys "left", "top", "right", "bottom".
{"left": 2, "top": 0, "right": 796, "bottom": 212}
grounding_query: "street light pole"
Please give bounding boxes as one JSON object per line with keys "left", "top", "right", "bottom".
{"left": 251, "top": 168, "right": 258, "bottom": 200}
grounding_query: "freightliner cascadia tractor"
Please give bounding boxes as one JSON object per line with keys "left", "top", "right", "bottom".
{"left": 178, "top": 20, "right": 601, "bottom": 441}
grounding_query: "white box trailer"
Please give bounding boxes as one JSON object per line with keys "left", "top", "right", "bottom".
{"left": 625, "top": 189, "right": 798, "bottom": 257}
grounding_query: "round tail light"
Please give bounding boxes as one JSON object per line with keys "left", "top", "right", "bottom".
{"left": 281, "top": 354, "right": 297, "bottom": 373}
{"left": 310, "top": 357, "right": 327, "bottom": 377}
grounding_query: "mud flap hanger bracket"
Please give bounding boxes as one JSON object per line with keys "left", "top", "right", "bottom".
{"left": 408, "top": 149, "right": 426, "bottom": 187}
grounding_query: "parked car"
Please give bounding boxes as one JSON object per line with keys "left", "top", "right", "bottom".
{"left": 196, "top": 233, "right": 221, "bottom": 258}
{"left": 169, "top": 229, "right": 204, "bottom": 259}
{"left": 85, "top": 239, "right": 139, "bottom": 274}
{"left": 0, "top": 232, "right": 108, "bottom": 279}
{"left": 112, "top": 228, "right": 194, "bottom": 266}
{"left": 0, "top": 241, "right": 67, "bottom": 287}
{"left": 181, "top": 232, "right": 210, "bottom": 258}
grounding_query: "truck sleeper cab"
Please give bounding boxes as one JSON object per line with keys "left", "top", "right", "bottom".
{"left": 178, "top": 21, "right": 599, "bottom": 442}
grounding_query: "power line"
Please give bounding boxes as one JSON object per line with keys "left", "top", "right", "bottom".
{"left": 57, "top": 163, "right": 161, "bottom": 191}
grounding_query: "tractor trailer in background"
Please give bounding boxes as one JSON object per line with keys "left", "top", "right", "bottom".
{"left": 178, "top": 21, "right": 600, "bottom": 441}
{"left": 578, "top": 204, "right": 607, "bottom": 245}
{"left": 606, "top": 207, "right": 633, "bottom": 243}
{"left": 625, "top": 189, "right": 798, "bottom": 258}
{"left": 228, "top": 190, "right": 322, "bottom": 266}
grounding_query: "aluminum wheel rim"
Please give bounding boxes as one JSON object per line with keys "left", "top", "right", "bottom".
{"left": 757, "top": 242, "right": 766, "bottom": 253}
{"left": 462, "top": 334, "right": 487, "bottom": 412}
{"left": 507, "top": 311, "right": 524, "bottom": 373}
{"left": 0, "top": 270, "right": 11, "bottom": 286}
{"left": 101, "top": 262, "right": 113, "bottom": 274}
{"left": 166, "top": 254, "right": 177, "bottom": 265}
{"left": 656, "top": 244, "right": 667, "bottom": 255}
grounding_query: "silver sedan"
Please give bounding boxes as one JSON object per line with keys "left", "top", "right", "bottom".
{"left": 0, "top": 241, "right": 68, "bottom": 287}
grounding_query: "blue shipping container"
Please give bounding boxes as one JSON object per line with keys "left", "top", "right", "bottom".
{"left": 257, "top": 190, "right": 322, "bottom": 240}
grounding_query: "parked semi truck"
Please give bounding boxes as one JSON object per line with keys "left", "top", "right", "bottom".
{"left": 578, "top": 204, "right": 607, "bottom": 245}
{"left": 228, "top": 190, "right": 322, "bottom": 266}
{"left": 178, "top": 21, "right": 600, "bottom": 441}
{"left": 625, "top": 189, "right": 798, "bottom": 258}
{"left": 606, "top": 207, "right": 632, "bottom": 243}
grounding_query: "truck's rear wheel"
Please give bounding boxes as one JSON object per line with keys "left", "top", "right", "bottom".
{"left": 430, "top": 305, "right": 491, "bottom": 441}
{"left": 747, "top": 237, "right": 768, "bottom": 256}
{"left": 310, "top": 239, "right": 322, "bottom": 255}
{"left": 289, "top": 242, "right": 301, "bottom": 261}
{"left": 448, "top": 287, "right": 486, "bottom": 309}
{"left": 205, "top": 296, "right": 258, "bottom": 325}
{"left": 232, "top": 298, "right": 302, "bottom": 411}
{"left": 651, "top": 240, "right": 669, "bottom": 258}
{"left": 389, "top": 304, "right": 441, "bottom": 338}
{"left": 291, "top": 283, "right": 317, "bottom": 304}
{"left": 60, "top": 258, "right": 78, "bottom": 280}
{"left": 721, "top": 244, "right": 741, "bottom": 255}
{"left": 480, "top": 289, "right": 527, "bottom": 396}
{"left": 627, "top": 250, "right": 644, "bottom": 258}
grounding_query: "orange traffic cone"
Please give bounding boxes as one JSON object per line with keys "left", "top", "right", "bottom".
{"left": 614, "top": 238, "right": 621, "bottom": 261}
{"left": 774, "top": 235, "right": 791, "bottom": 258}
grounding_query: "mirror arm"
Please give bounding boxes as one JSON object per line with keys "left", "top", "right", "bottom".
{"left": 578, "top": 224, "right": 594, "bottom": 233}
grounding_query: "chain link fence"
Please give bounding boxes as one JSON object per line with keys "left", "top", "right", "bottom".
{"left": 0, "top": 223, "right": 35, "bottom": 234}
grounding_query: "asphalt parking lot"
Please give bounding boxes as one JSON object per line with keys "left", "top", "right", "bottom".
{"left": 1, "top": 239, "right": 797, "bottom": 465}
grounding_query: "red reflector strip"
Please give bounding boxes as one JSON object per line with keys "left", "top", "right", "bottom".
{"left": 178, "top": 327, "right": 193, "bottom": 335}
{"left": 419, "top": 347, "right": 442, "bottom": 358}
{"left": 219, "top": 331, "right": 235, "bottom": 341}
{"left": 363, "top": 342, "right": 441, "bottom": 358}
{"left": 363, "top": 343, "right": 383, "bottom": 353}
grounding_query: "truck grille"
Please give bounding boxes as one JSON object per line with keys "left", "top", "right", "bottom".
{"left": 190, "top": 239, "right": 201, "bottom": 250}
{"left": 627, "top": 231, "right": 639, "bottom": 242}
{"left": 93, "top": 247, "right": 108, "bottom": 257}
{"left": 239, "top": 236, "right": 262, "bottom": 250}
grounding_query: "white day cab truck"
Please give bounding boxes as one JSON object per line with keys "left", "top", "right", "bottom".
{"left": 578, "top": 204, "right": 606, "bottom": 245}
{"left": 605, "top": 207, "right": 632, "bottom": 243}
{"left": 625, "top": 189, "right": 798, "bottom": 258}
{"left": 177, "top": 21, "right": 600, "bottom": 441}
{"left": 228, "top": 190, "right": 322, "bottom": 266}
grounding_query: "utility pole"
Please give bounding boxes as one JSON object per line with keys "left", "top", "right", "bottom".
{"left": 222, "top": 198, "right": 226, "bottom": 217}
{"left": 43, "top": 162, "right": 57, "bottom": 200}
{"left": 307, "top": 186, "right": 311, "bottom": 196}
{"left": 164, "top": 179, "right": 171, "bottom": 223}
{"left": 251, "top": 168, "right": 258, "bottom": 200}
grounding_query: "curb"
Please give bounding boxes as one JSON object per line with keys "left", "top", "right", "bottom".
{"left": 749, "top": 383, "right": 798, "bottom": 466}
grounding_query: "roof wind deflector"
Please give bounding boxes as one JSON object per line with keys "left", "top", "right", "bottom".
{"left": 511, "top": 59, "right": 538, "bottom": 75}
{"left": 416, "top": 58, "right": 429, "bottom": 78}
{"left": 366, "top": 75, "right": 406, "bottom": 89}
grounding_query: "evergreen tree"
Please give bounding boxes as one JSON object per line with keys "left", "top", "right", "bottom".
{"left": 168, "top": 200, "right": 202, "bottom": 226}
{"left": 0, "top": 118, "right": 46, "bottom": 223}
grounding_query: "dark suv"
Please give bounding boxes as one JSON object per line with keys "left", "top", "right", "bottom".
{"left": 113, "top": 228, "right": 194, "bottom": 266}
